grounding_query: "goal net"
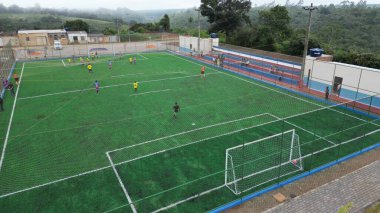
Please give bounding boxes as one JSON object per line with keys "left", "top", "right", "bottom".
{"left": 225, "top": 129, "right": 303, "bottom": 195}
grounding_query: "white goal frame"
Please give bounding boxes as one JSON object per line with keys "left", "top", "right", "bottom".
{"left": 225, "top": 129, "right": 303, "bottom": 195}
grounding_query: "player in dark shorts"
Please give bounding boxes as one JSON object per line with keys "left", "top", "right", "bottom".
{"left": 7, "top": 83, "right": 15, "bottom": 96}
{"left": 173, "top": 102, "right": 180, "bottom": 119}
{"left": 0, "top": 97, "right": 4, "bottom": 111}
{"left": 325, "top": 86, "right": 330, "bottom": 100}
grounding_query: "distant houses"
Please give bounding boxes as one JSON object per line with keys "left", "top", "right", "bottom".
{"left": 0, "top": 29, "right": 119, "bottom": 47}
{"left": 67, "top": 31, "right": 88, "bottom": 44}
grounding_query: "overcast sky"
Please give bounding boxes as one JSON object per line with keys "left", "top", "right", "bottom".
{"left": 1, "top": 0, "right": 379, "bottom": 10}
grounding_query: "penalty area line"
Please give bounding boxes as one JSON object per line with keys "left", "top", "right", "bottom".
{"left": 61, "top": 59, "right": 66, "bottom": 67}
{"left": 106, "top": 152, "right": 137, "bottom": 213}
{"left": 130, "top": 89, "right": 171, "bottom": 96}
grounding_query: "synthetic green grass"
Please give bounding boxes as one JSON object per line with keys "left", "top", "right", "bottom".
{"left": 0, "top": 52, "right": 379, "bottom": 212}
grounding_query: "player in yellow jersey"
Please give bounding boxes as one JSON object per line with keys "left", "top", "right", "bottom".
{"left": 86, "top": 57, "right": 90, "bottom": 63}
{"left": 87, "top": 64, "right": 93, "bottom": 73}
{"left": 68, "top": 58, "right": 72, "bottom": 64}
{"left": 133, "top": 81, "right": 138, "bottom": 92}
{"left": 129, "top": 57, "right": 133, "bottom": 64}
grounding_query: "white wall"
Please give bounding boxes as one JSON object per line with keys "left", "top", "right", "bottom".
{"left": 179, "top": 36, "right": 213, "bottom": 54}
{"left": 306, "top": 57, "right": 380, "bottom": 96}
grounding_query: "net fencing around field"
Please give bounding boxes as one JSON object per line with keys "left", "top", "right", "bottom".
{"left": 14, "top": 33, "right": 179, "bottom": 60}
{"left": 0, "top": 51, "right": 379, "bottom": 212}
{"left": 104, "top": 95, "right": 380, "bottom": 213}
{"left": 0, "top": 42, "right": 16, "bottom": 97}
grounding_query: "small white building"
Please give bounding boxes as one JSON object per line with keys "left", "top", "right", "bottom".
{"left": 67, "top": 31, "right": 88, "bottom": 44}
{"left": 179, "top": 36, "right": 213, "bottom": 55}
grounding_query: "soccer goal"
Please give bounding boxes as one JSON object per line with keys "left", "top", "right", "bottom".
{"left": 225, "top": 129, "right": 303, "bottom": 195}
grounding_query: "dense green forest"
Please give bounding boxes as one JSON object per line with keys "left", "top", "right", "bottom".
{"left": 0, "top": 2, "right": 379, "bottom": 68}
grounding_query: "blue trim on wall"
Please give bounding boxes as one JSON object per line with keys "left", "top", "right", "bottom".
{"left": 203, "top": 55, "right": 299, "bottom": 85}
{"left": 221, "top": 53, "right": 301, "bottom": 76}
{"left": 307, "top": 79, "right": 380, "bottom": 108}
{"left": 214, "top": 46, "right": 302, "bottom": 67}
{"left": 168, "top": 50, "right": 380, "bottom": 120}
{"left": 209, "top": 141, "right": 380, "bottom": 213}
{"left": 1, "top": 62, "right": 16, "bottom": 99}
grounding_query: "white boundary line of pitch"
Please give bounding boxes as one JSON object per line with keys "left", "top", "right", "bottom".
{"left": 130, "top": 89, "right": 171, "bottom": 96}
{"left": 0, "top": 113, "right": 273, "bottom": 199}
{"left": 18, "top": 72, "right": 220, "bottom": 100}
{"left": 167, "top": 52, "right": 379, "bottom": 126}
{"left": 137, "top": 53, "right": 148, "bottom": 60}
{"left": 106, "top": 152, "right": 137, "bottom": 213}
{"left": 267, "top": 113, "right": 336, "bottom": 145}
{"left": 104, "top": 127, "right": 380, "bottom": 213}
{"left": 0, "top": 63, "right": 25, "bottom": 173}
{"left": 108, "top": 113, "right": 272, "bottom": 154}
{"left": 0, "top": 110, "right": 378, "bottom": 200}
{"left": 61, "top": 59, "right": 66, "bottom": 67}
{"left": 0, "top": 54, "right": 378, "bottom": 200}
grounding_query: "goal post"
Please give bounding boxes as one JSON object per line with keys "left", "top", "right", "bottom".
{"left": 225, "top": 129, "right": 303, "bottom": 195}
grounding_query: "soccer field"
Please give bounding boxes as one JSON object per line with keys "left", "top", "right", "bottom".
{"left": 0, "top": 52, "right": 379, "bottom": 212}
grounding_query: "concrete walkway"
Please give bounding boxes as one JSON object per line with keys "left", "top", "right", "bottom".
{"left": 264, "top": 160, "right": 380, "bottom": 213}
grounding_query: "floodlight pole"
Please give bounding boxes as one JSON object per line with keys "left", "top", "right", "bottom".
{"left": 195, "top": 7, "right": 201, "bottom": 56}
{"left": 300, "top": 3, "right": 317, "bottom": 88}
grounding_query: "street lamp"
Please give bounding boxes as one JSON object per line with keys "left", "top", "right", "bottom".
{"left": 300, "top": 3, "right": 317, "bottom": 88}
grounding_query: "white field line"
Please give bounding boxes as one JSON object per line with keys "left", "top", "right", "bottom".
{"left": 111, "top": 73, "right": 145, "bottom": 77}
{"left": 151, "top": 185, "right": 225, "bottom": 213}
{"left": 0, "top": 53, "right": 378, "bottom": 199}
{"left": 300, "top": 128, "right": 380, "bottom": 161}
{"left": 108, "top": 113, "right": 272, "bottom": 153}
{"left": 10, "top": 91, "right": 260, "bottom": 139}
{"left": 0, "top": 114, "right": 378, "bottom": 200}
{"left": 167, "top": 52, "right": 378, "bottom": 126}
{"left": 106, "top": 128, "right": 380, "bottom": 213}
{"left": 61, "top": 60, "right": 66, "bottom": 67}
{"left": 111, "top": 105, "right": 380, "bottom": 168}
{"left": 268, "top": 113, "right": 336, "bottom": 145}
{"left": 130, "top": 89, "right": 171, "bottom": 96}
{"left": 137, "top": 53, "right": 148, "bottom": 60}
{"left": 0, "top": 113, "right": 275, "bottom": 199}
{"left": 111, "top": 71, "right": 186, "bottom": 78}
{"left": 111, "top": 114, "right": 279, "bottom": 166}
{"left": 18, "top": 72, "right": 220, "bottom": 100}
{"left": 0, "top": 165, "right": 113, "bottom": 199}
{"left": 0, "top": 63, "right": 25, "bottom": 173}
{"left": 106, "top": 152, "right": 137, "bottom": 213}
{"left": 107, "top": 91, "right": 377, "bottom": 157}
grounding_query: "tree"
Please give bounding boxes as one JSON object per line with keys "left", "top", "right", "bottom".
{"left": 258, "top": 6, "right": 292, "bottom": 40}
{"left": 103, "top": 27, "right": 117, "bottom": 35}
{"left": 200, "top": 0, "right": 251, "bottom": 39}
{"left": 188, "top": 17, "right": 193, "bottom": 23}
{"left": 64, "top": 20, "right": 89, "bottom": 33}
{"left": 159, "top": 14, "right": 170, "bottom": 32}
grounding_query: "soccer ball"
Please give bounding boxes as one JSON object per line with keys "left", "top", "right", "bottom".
{"left": 292, "top": 159, "right": 298, "bottom": 165}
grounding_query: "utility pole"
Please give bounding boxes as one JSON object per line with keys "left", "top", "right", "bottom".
{"left": 195, "top": 7, "right": 201, "bottom": 56}
{"left": 300, "top": 3, "right": 317, "bottom": 87}
{"left": 116, "top": 19, "right": 121, "bottom": 43}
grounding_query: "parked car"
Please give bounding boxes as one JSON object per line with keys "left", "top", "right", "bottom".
{"left": 54, "top": 40, "right": 62, "bottom": 50}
